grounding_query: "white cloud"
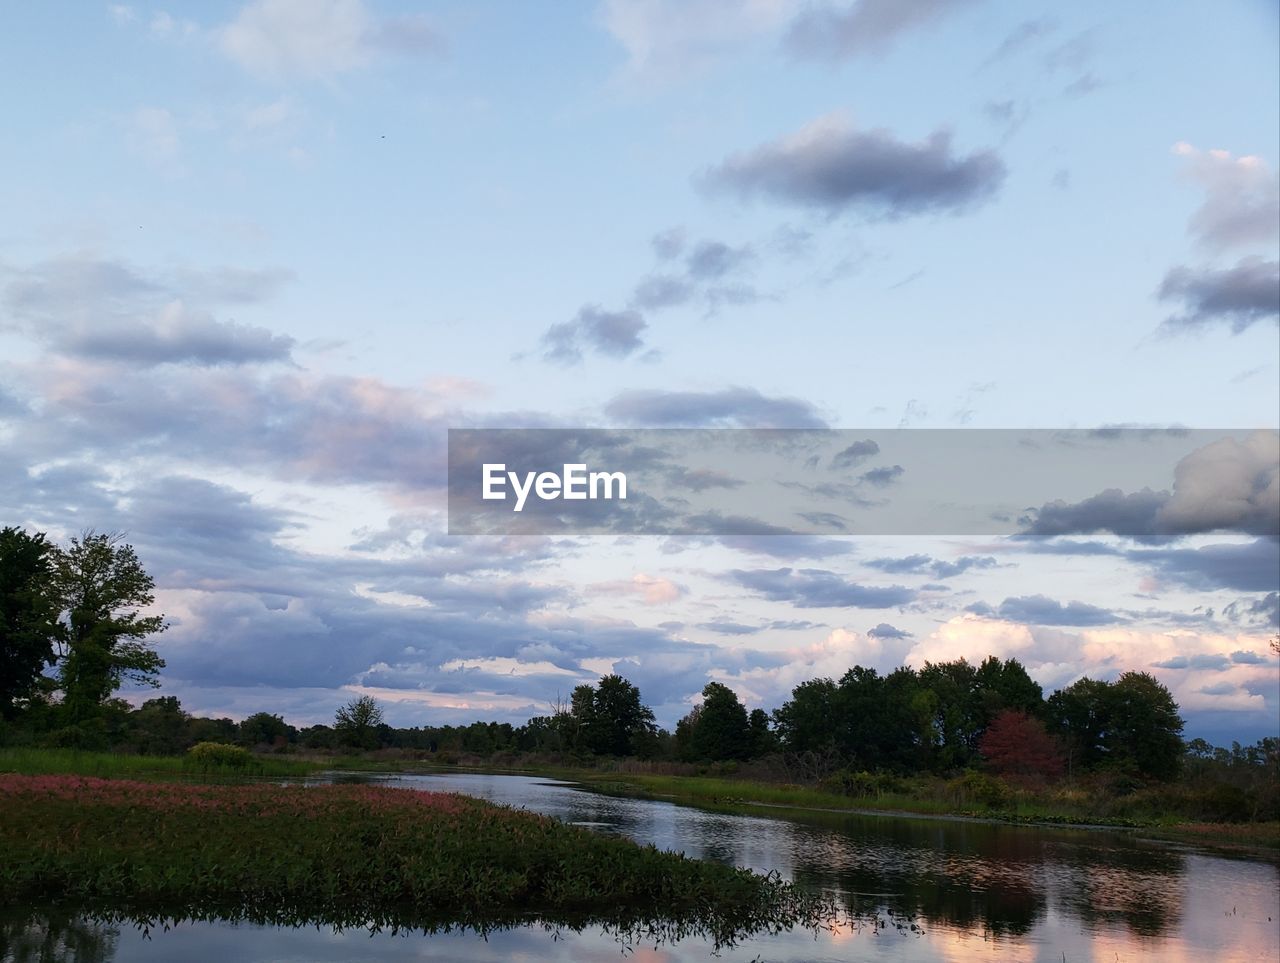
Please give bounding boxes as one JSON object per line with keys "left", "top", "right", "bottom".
{"left": 1173, "top": 142, "right": 1280, "bottom": 251}
{"left": 219, "top": 0, "right": 442, "bottom": 79}
{"left": 598, "top": 0, "right": 799, "bottom": 83}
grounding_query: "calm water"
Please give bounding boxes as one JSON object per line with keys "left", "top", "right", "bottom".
{"left": 5, "top": 771, "right": 1278, "bottom": 962}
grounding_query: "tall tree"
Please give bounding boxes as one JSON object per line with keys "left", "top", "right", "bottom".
{"left": 980, "top": 709, "right": 1064, "bottom": 785}
{"left": 53, "top": 532, "right": 165, "bottom": 722}
{"left": 0, "top": 527, "right": 62, "bottom": 719}
{"left": 335, "top": 695, "right": 385, "bottom": 750}
{"left": 685, "top": 682, "right": 750, "bottom": 761}
{"left": 571, "top": 676, "right": 656, "bottom": 756}
{"left": 1106, "top": 672, "right": 1184, "bottom": 781}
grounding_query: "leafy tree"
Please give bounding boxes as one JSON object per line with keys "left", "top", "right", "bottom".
{"left": 53, "top": 532, "right": 165, "bottom": 722}
{"left": 239, "top": 711, "right": 292, "bottom": 747}
{"left": 335, "top": 695, "right": 385, "bottom": 750}
{"left": 570, "top": 676, "right": 656, "bottom": 756}
{"left": 683, "top": 682, "right": 750, "bottom": 761}
{"left": 748, "top": 708, "right": 775, "bottom": 757}
{"left": 773, "top": 678, "right": 838, "bottom": 754}
{"left": 128, "top": 695, "right": 189, "bottom": 755}
{"left": 979, "top": 709, "right": 1064, "bottom": 785}
{"left": 1046, "top": 677, "right": 1111, "bottom": 776}
{"left": 0, "top": 527, "right": 62, "bottom": 719}
{"left": 975, "top": 656, "right": 1044, "bottom": 723}
{"left": 1106, "top": 671, "right": 1184, "bottom": 780}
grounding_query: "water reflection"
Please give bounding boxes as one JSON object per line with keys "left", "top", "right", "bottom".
{"left": 7, "top": 772, "right": 1277, "bottom": 962}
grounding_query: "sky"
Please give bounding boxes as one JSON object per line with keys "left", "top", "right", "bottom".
{"left": 1, "top": 0, "right": 1277, "bottom": 744}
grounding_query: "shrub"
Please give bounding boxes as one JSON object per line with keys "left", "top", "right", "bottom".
{"left": 186, "top": 742, "right": 252, "bottom": 770}
{"left": 946, "top": 771, "right": 1012, "bottom": 810}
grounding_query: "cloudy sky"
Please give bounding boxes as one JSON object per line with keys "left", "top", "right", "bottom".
{"left": 1, "top": 0, "right": 1277, "bottom": 743}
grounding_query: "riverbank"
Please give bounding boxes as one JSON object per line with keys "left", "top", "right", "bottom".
{"left": 0, "top": 773, "right": 833, "bottom": 940}
{"left": 549, "top": 768, "right": 1280, "bottom": 854}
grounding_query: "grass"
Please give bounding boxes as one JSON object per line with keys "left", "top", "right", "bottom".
{"left": 0, "top": 747, "right": 317, "bottom": 780}
{"left": 0, "top": 774, "right": 837, "bottom": 943}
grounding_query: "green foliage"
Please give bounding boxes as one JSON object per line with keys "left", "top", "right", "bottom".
{"left": 569, "top": 675, "right": 657, "bottom": 757}
{"left": 334, "top": 695, "right": 385, "bottom": 750}
{"left": 1047, "top": 672, "right": 1184, "bottom": 781}
{"left": 238, "top": 711, "right": 293, "bottom": 748}
{"left": 53, "top": 532, "right": 166, "bottom": 723}
{"left": 678, "top": 683, "right": 751, "bottom": 762}
{"left": 0, "top": 527, "right": 62, "bottom": 720}
{"left": 946, "top": 771, "right": 1013, "bottom": 810}
{"left": 0, "top": 774, "right": 833, "bottom": 939}
{"left": 186, "top": 742, "right": 253, "bottom": 770}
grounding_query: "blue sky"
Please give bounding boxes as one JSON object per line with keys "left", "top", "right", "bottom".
{"left": 1, "top": 0, "right": 1277, "bottom": 743}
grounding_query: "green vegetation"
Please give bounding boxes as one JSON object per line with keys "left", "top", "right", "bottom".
{"left": 0, "top": 774, "right": 835, "bottom": 942}
{"left": 0, "top": 746, "right": 315, "bottom": 779}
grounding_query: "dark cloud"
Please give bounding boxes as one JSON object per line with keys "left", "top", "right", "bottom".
{"left": 1020, "top": 431, "right": 1280, "bottom": 540}
{"left": 59, "top": 309, "right": 295, "bottom": 367}
{"left": 696, "top": 619, "right": 761, "bottom": 636}
{"left": 831, "top": 439, "right": 878, "bottom": 468}
{"left": 1129, "top": 538, "right": 1280, "bottom": 594}
{"left": 703, "top": 114, "right": 1005, "bottom": 218}
{"left": 2, "top": 255, "right": 296, "bottom": 367}
{"left": 983, "top": 594, "right": 1119, "bottom": 627}
{"left": 650, "top": 227, "right": 687, "bottom": 260}
{"left": 1020, "top": 488, "right": 1170, "bottom": 539}
{"left": 605, "top": 386, "right": 827, "bottom": 428}
{"left": 630, "top": 274, "right": 695, "bottom": 311}
{"left": 866, "top": 553, "right": 997, "bottom": 580}
{"left": 729, "top": 567, "right": 915, "bottom": 608}
{"left": 860, "top": 464, "right": 904, "bottom": 487}
{"left": 868, "top": 622, "right": 911, "bottom": 639}
{"left": 685, "top": 240, "right": 753, "bottom": 279}
{"left": 1152, "top": 654, "right": 1231, "bottom": 671}
{"left": 784, "top": 0, "right": 974, "bottom": 61}
{"left": 541, "top": 304, "right": 648, "bottom": 364}
{"left": 1158, "top": 257, "right": 1279, "bottom": 333}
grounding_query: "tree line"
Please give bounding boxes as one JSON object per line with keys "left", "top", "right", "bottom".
{"left": 2, "top": 526, "right": 1274, "bottom": 798}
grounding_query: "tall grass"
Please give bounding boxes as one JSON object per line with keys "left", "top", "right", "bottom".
{"left": 0, "top": 747, "right": 316, "bottom": 780}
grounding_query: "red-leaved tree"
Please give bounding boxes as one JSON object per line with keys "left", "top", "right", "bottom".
{"left": 980, "top": 710, "right": 1065, "bottom": 786}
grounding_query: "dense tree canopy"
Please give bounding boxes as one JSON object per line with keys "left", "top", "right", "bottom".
{"left": 54, "top": 532, "right": 166, "bottom": 723}
{"left": 0, "top": 527, "right": 62, "bottom": 719}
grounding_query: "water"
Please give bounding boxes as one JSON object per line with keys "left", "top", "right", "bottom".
{"left": 5, "top": 772, "right": 1277, "bottom": 962}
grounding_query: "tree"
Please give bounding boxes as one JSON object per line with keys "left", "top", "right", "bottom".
{"left": 773, "top": 678, "right": 839, "bottom": 754}
{"left": 682, "top": 682, "right": 750, "bottom": 761}
{"left": 239, "top": 711, "right": 292, "bottom": 747}
{"left": 980, "top": 709, "right": 1064, "bottom": 785}
{"left": 53, "top": 532, "right": 165, "bottom": 722}
{"left": 748, "top": 708, "right": 776, "bottom": 757}
{"left": 0, "top": 527, "right": 62, "bottom": 719}
{"left": 335, "top": 695, "right": 385, "bottom": 750}
{"left": 570, "top": 676, "right": 656, "bottom": 756}
{"left": 1106, "top": 672, "right": 1184, "bottom": 781}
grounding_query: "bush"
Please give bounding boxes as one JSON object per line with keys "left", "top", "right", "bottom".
{"left": 821, "top": 769, "right": 904, "bottom": 798}
{"left": 186, "top": 742, "right": 252, "bottom": 770}
{"left": 946, "top": 771, "right": 1012, "bottom": 810}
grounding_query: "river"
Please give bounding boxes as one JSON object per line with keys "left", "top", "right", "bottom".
{"left": 4, "top": 771, "right": 1277, "bottom": 962}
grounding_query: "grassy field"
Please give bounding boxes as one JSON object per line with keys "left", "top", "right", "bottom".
{"left": 0, "top": 773, "right": 833, "bottom": 941}
{"left": 0, "top": 747, "right": 317, "bottom": 779}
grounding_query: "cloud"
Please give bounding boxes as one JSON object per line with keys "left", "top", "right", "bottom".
{"left": 587, "top": 573, "right": 685, "bottom": 605}
{"left": 605, "top": 386, "right": 827, "bottom": 427}
{"left": 859, "top": 464, "right": 904, "bottom": 487}
{"left": 219, "top": 0, "right": 443, "bottom": 80}
{"left": 865, "top": 554, "right": 997, "bottom": 580}
{"left": 626, "top": 236, "right": 759, "bottom": 314}
{"left": 784, "top": 0, "right": 973, "bottom": 61}
{"left": 541, "top": 305, "right": 648, "bottom": 364}
{"left": 1020, "top": 432, "right": 1280, "bottom": 539}
{"left": 58, "top": 301, "right": 294, "bottom": 366}
{"left": 2, "top": 255, "right": 296, "bottom": 367}
{"left": 1172, "top": 143, "right": 1280, "bottom": 251}
{"left": 1158, "top": 258, "right": 1279, "bottom": 333}
{"left": 974, "top": 594, "right": 1119, "bottom": 627}
{"left": 1129, "top": 538, "right": 1280, "bottom": 594}
{"left": 598, "top": 0, "right": 798, "bottom": 83}
{"left": 703, "top": 112, "right": 1005, "bottom": 218}
{"left": 729, "top": 567, "right": 915, "bottom": 608}
{"left": 831, "top": 438, "right": 878, "bottom": 468}
{"left": 867, "top": 621, "right": 911, "bottom": 639}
